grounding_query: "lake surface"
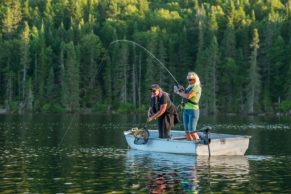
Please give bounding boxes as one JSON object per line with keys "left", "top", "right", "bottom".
{"left": 0, "top": 113, "right": 291, "bottom": 193}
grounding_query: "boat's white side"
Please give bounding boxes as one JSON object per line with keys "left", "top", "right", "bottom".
{"left": 124, "top": 130, "right": 251, "bottom": 156}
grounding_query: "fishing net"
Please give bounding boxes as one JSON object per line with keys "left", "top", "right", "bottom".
{"left": 129, "top": 127, "right": 150, "bottom": 145}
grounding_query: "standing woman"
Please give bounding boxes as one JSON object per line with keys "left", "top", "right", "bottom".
{"left": 147, "top": 84, "right": 176, "bottom": 138}
{"left": 174, "top": 72, "right": 201, "bottom": 141}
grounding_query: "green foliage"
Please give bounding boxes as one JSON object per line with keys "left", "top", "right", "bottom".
{"left": 116, "top": 102, "right": 147, "bottom": 113}
{"left": 62, "top": 41, "right": 80, "bottom": 112}
{"left": 7, "top": 101, "right": 19, "bottom": 113}
{"left": 79, "top": 32, "right": 103, "bottom": 107}
{"left": 42, "top": 103, "right": 66, "bottom": 113}
{"left": 93, "top": 101, "right": 110, "bottom": 112}
{"left": 0, "top": 0, "right": 290, "bottom": 114}
{"left": 280, "top": 100, "right": 291, "bottom": 112}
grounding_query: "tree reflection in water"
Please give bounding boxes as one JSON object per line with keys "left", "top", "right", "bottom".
{"left": 126, "top": 150, "right": 199, "bottom": 193}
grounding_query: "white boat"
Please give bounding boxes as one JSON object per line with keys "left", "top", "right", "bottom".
{"left": 124, "top": 129, "right": 251, "bottom": 156}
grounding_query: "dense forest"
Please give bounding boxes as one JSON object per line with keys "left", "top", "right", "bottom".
{"left": 0, "top": 0, "right": 291, "bottom": 114}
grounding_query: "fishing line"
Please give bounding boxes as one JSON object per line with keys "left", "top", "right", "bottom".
{"left": 109, "top": 39, "right": 180, "bottom": 86}
{"left": 57, "top": 113, "right": 77, "bottom": 150}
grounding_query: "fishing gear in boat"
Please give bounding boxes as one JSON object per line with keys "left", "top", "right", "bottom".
{"left": 129, "top": 124, "right": 150, "bottom": 145}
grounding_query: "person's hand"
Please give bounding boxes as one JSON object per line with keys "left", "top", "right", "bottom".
{"left": 148, "top": 109, "right": 153, "bottom": 117}
{"left": 173, "top": 85, "right": 179, "bottom": 93}
{"left": 178, "top": 85, "right": 184, "bottom": 91}
{"left": 147, "top": 116, "right": 155, "bottom": 122}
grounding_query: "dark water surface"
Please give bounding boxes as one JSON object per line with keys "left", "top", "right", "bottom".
{"left": 0, "top": 113, "right": 291, "bottom": 193}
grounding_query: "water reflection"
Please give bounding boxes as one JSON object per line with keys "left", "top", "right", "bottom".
{"left": 1, "top": 144, "right": 290, "bottom": 193}
{"left": 126, "top": 150, "right": 197, "bottom": 193}
{"left": 1, "top": 113, "right": 291, "bottom": 193}
{"left": 196, "top": 156, "right": 250, "bottom": 193}
{"left": 125, "top": 150, "right": 250, "bottom": 193}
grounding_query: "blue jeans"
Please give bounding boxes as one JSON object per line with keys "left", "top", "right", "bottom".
{"left": 183, "top": 109, "right": 199, "bottom": 132}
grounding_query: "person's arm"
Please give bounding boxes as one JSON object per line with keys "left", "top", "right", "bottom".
{"left": 175, "top": 88, "right": 196, "bottom": 99}
{"left": 147, "top": 104, "right": 167, "bottom": 122}
{"left": 147, "top": 107, "right": 152, "bottom": 117}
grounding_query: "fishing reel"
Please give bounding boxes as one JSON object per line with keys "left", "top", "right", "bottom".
{"left": 173, "top": 84, "right": 184, "bottom": 93}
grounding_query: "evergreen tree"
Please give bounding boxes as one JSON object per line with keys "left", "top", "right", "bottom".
{"left": 110, "top": 34, "right": 130, "bottom": 105}
{"left": 1, "top": 41, "right": 13, "bottom": 105}
{"left": 79, "top": 32, "right": 103, "bottom": 107}
{"left": 203, "top": 36, "right": 219, "bottom": 114}
{"left": 68, "top": 0, "right": 83, "bottom": 24}
{"left": 246, "top": 28, "right": 261, "bottom": 114}
{"left": 143, "top": 34, "right": 158, "bottom": 103}
{"left": 44, "top": 0, "right": 54, "bottom": 24}
{"left": 36, "top": 22, "right": 48, "bottom": 107}
{"left": 195, "top": 5, "right": 207, "bottom": 113}
{"left": 178, "top": 26, "right": 192, "bottom": 82}
{"left": 63, "top": 42, "right": 80, "bottom": 112}
{"left": 221, "top": 18, "right": 236, "bottom": 59}
{"left": 157, "top": 38, "right": 168, "bottom": 90}
{"left": 30, "top": 26, "right": 40, "bottom": 106}
{"left": 195, "top": 4, "right": 206, "bottom": 69}
{"left": 59, "top": 44, "right": 68, "bottom": 109}
{"left": 1, "top": 1, "right": 22, "bottom": 38}
{"left": 269, "top": 36, "right": 286, "bottom": 106}
{"left": 260, "top": 9, "right": 283, "bottom": 111}
{"left": 131, "top": 44, "right": 138, "bottom": 108}
{"left": 22, "top": 0, "right": 31, "bottom": 21}
{"left": 119, "top": 39, "right": 129, "bottom": 104}
{"left": 20, "top": 22, "right": 30, "bottom": 104}
{"left": 219, "top": 17, "right": 238, "bottom": 112}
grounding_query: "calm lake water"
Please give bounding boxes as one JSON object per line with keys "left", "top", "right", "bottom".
{"left": 0, "top": 113, "right": 291, "bottom": 193}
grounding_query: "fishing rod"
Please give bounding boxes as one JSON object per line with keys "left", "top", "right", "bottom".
{"left": 109, "top": 40, "right": 186, "bottom": 126}
{"left": 109, "top": 39, "right": 180, "bottom": 86}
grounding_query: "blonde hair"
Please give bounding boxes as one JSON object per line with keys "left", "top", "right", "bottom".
{"left": 187, "top": 72, "right": 200, "bottom": 86}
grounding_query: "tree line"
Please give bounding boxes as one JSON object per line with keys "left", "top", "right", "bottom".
{"left": 0, "top": 0, "right": 291, "bottom": 114}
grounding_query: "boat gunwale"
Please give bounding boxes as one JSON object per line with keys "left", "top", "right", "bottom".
{"left": 124, "top": 129, "right": 251, "bottom": 142}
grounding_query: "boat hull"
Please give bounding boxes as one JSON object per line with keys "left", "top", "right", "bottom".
{"left": 124, "top": 130, "right": 250, "bottom": 156}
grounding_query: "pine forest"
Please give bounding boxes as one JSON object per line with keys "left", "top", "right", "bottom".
{"left": 0, "top": 0, "right": 291, "bottom": 114}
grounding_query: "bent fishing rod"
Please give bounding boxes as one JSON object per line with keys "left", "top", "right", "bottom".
{"left": 109, "top": 39, "right": 180, "bottom": 86}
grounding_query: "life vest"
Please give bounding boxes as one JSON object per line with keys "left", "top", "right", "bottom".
{"left": 181, "top": 86, "right": 198, "bottom": 106}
